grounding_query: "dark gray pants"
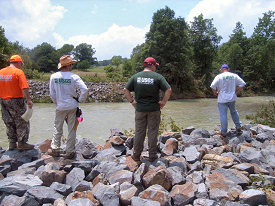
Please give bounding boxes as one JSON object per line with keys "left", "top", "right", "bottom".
{"left": 0, "top": 98, "right": 29, "bottom": 143}
{"left": 134, "top": 110, "right": 161, "bottom": 158}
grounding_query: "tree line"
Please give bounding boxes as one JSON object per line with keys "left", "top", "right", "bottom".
{"left": 0, "top": 7, "right": 274, "bottom": 95}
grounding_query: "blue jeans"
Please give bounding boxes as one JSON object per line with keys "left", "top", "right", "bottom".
{"left": 218, "top": 101, "right": 242, "bottom": 134}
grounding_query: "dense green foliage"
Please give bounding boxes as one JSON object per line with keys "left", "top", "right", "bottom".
{"left": 246, "top": 100, "right": 275, "bottom": 127}
{"left": 0, "top": 8, "right": 274, "bottom": 95}
{"left": 189, "top": 14, "right": 222, "bottom": 93}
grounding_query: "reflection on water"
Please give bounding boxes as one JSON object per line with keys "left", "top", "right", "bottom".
{"left": 0, "top": 96, "right": 274, "bottom": 149}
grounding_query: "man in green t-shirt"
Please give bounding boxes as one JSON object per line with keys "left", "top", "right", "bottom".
{"left": 124, "top": 57, "right": 172, "bottom": 162}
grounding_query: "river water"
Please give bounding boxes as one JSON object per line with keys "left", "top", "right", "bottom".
{"left": 0, "top": 96, "right": 274, "bottom": 149}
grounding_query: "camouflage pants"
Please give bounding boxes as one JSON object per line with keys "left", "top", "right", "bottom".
{"left": 0, "top": 98, "right": 29, "bottom": 143}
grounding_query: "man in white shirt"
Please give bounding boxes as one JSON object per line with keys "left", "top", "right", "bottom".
{"left": 210, "top": 64, "right": 246, "bottom": 137}
{"left": 48, "top": 55, "right": 88, "bottom": 158}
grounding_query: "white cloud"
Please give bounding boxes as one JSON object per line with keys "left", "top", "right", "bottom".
{"left": 54, "top": 24, "right": 150, "bottom": 60}
{"left": 186, "top": 0, "right": 275, "bottom": 42}
{"left": 0, "top": 0, "right": 66, "bottom": 47}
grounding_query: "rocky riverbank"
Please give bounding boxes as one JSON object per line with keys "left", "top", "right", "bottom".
{"left": 28, "top": 81, "right": 126, "bottom": 103}
{"left": 0, "top": 124, "right": 275, "bottom": 206}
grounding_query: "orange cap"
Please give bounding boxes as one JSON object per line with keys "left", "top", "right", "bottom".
{"left": 10, "top": 55, "right": 24, "bottom": 64}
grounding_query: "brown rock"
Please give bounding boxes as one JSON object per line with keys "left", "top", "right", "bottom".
{"left": 103, "top": 141, "right": 112, "bottom": 149}
{"left": 125, "top": 156, "right": 140, "bottom": 172}
{"left": 110, "top": 135, "right": 125, "bottom": 146}
{"left": 202, "top": 154, "right": 234, "bottom": 169}
{"left": 205, "top": 172, "right": 243, "bottom": 201}
{"left": 92, "top": 173, "right": 108, "bottom": 186}
{"left": 108, "top": 170, "right": 133, "bottom": 185}
{"left": 143, "top": 166, "right": 172, "bottom": 191}
{"left": 40, "top": 170, "right": 66, "bottom": 187}
{"left": 170, "top": 182, "right": 197, "bottom": 205}
{"left": 120, "top": 182, "right": 138, "bottom": 205}
{"left": 165, "top": 138, "right": 178, "bottom": 155}
{"left": 139, "top": 184, "right": 171, "bottom": 206}
{"left": 239, "top": 144, "right": 255, "bottom": 152}
{"left": 40, "top": 154, "right": 55, "bottom": 164}
{"left": 262, "top": 188, "right": 275, "bottom": 205}
{"left": 72, "top": 190, "right": 99, "bottom": 205}
{"left": 37, "top": 139, "right": 52, "bottom": 153}
{"left": 212, "top": 146, "right": 227, "bottom": 155}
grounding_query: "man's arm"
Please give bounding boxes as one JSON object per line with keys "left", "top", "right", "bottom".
{"left": 158, "top": 88, "right": 172, "bottom": 109}
{"left": 211, "top": 88, "right": 219, "bottom": 96}
{"left": 236, "top": 86, "right": 244, "bottom": 95}
{"left": 49, "top": 78, "right": 57, "bottom": 104}
{"left": 22, "top": 88, "right": 33, "bottom": 109}
{"left": 76, "top": 77, "right": 88, "bottom": 103}
{"left": 123, "top": 88, "right": 136, "bottom": 108}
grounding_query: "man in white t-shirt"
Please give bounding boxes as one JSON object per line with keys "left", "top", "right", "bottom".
{"left": 210, "top": 64, "right": 246, "bottom": 137}
{"left": 48, "top": 55, "right": 88, "bottom": 158}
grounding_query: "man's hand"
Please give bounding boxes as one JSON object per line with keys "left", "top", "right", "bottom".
{"left": 131, "top": 100, "right": 137, "bottom": 109}
{"left": 158, "top": 88, "right": 172, "bottom": 109}
{"left": 27, "top": 99, "right": 33, "bottom": 109}
{"left": 158, "top": 100, "right": 166, "bottom": 109}
{"left": 211, "top": 88, "right": 219, "bottom": 96}
{"left": 22, "top": 88, "right": 33, "bottom": 108}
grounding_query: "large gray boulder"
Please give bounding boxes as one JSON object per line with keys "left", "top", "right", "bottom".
{"left": 26, "top": 185, "right": 64, "bottom": 204}
{"left": 239, "top": 189, "right": 267, "bottom": 206}
{"left": 0, "top": 174, "right": 43, "bottom": 196}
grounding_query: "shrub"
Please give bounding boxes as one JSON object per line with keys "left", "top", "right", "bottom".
{"left": 246, "top": 100, "right": 275, "bottom": 127}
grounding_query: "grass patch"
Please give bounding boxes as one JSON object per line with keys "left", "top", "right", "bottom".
{"left": 32, "top": 96, "right": 52, "bottom": 103}
{"left": 87, "top": 66, "right": 106, "bottom": 73}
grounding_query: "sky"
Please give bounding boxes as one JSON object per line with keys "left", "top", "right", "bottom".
{"left": 0, "top": 0, "right": 274, "bottom": 61}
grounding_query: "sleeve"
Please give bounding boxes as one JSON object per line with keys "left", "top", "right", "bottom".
{"left": 18, "top": 70, "right": 29, "bottom": 90}
{"left": 125, "top": 76, "right": 135, "bottom": 92}
{"left": 75, "top": 76, "right": 88, "bottom": 103}
{"left": 49, "top": 75, "right": 57, "bottom": 104}
{"left": 210, "top": 76, "right": 219, "bottom": 90}
{"left": 159, "top": 76, "right": 171, "bottom": 92}
{"left": 236, "top": 75, "right": 246, "bottom": 87}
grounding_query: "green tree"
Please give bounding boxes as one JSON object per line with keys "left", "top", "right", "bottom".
{"left": 57, "top": 44, "right": 74, "bottom": 56}
{"left": 76, "top": 59, "right": 90, "bottom": 71}
{"left": 141, "top": 6, "right": 194, "bottom": 91}
{"left": 0, "top": 26, "right": 12, "bottom": 68}
{"left": 228, "top": 22, "right": 250, "bottom": 74}
{"left": 111, "top": 56, "right": 122, "bottom": 68}
{"left": 131, "top": 43, "right": 149, "bottom": 73}
{"left": 189, "top": 14, "right": 222, "bottom": 87}
{"left": 122, "top": 59, "right": 134, "bottom": 77}
{"left": 73, "top": 43, "right": 97, "bottom": 70}
{"left": 30, "top": 42, "right": 58, "bottom": 72}
{"left": 244, "top": 11, "right": 275, "bottom": 92}
{"left": 217, "top": 42, "right": 244, "bottom": 74}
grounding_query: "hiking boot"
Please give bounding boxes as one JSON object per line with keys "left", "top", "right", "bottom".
{"left": 64, "top": 152, "right": 75, "bottom": 159}
{"left": 17, "top": 142, "right": 34, "bottom": 151}
{"left": 9, "top": 142, "right": 17, "bottom": 150}
{"left": 216, "top": 131, "right": 227, "bottom": 138}
{"left": 47, "top": 148, "right": 60, "bottom": 157}
{"left": 148, "top": 154, "right": 158, "bottom": 162}
{"left": 236, "top": 127, "right": 243, "bottom": 135}
{"left": 131, "top": 154, "right": 140, "bottom": 162}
